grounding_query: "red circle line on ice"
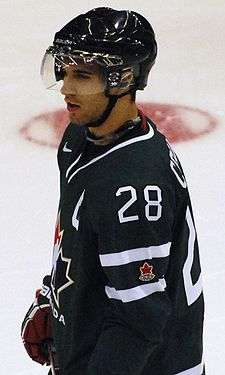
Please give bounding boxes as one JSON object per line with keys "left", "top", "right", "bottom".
{"left": 20, "top": 103, "right": 218, "bottom": 148}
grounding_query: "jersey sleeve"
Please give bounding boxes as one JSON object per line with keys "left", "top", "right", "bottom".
{"left": 87, "top": 171, "right": 178, "bottom": 375}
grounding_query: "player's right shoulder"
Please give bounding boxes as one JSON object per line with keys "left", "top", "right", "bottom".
{"left": 57, "top": 123, "right": 86, "bottom": 170}
{"left": 58, "top": 123, "right": 84, "bottom": 151}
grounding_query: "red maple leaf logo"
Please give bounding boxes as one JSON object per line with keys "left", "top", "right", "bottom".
{"left": 139, "top": 262, "right": 155, "bottom": 281}
{"left": 140, "top": 262, "right": 153, "bottom": 275}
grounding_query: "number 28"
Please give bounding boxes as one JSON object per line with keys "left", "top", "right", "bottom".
{"left": 116, "top": 185, "right": 162, "bottom": 223}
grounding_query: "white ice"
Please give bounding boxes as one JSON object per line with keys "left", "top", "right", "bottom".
{"left": 0, "top": 1, "right": 224, "bottom": 374}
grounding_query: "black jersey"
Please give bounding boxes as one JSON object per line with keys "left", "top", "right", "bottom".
{"left": 49, "top": 114, "right": 204, "bottom": 375}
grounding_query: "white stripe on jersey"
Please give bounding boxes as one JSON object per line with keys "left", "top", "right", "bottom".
{"left": 105, "top": 278, "right": 166, "bottom": 303}
{"left": 175, "top": 361, "right": 204, "bottom": 375}
{"left": 99, "top": 242, "right": 171, "bottom": 267}
{"left": 67, "top": 121, "right": 154, "bottom": 183}
{"left": 66, "top": 152, "right": 82, "bottom": 178}
{"left": 21, "top": 304, "right": 49, "bottom": 338}
{"left": 183, "top": 206, "right": 203, "bottom": 306}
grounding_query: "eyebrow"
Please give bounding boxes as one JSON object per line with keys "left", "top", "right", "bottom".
{"left": 73, "top": 68, "right": 93, "bottom": 75}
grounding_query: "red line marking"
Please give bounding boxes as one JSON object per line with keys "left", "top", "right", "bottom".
{"left": 20, "top": 103, "right": 218, "bottom": 148}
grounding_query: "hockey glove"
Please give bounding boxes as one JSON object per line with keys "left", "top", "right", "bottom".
{"left": 21, "top": 275, "right": 53, "bottom": 365}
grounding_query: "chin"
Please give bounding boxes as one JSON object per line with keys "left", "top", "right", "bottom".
{"left": 69, "top": 114, "right": 84, "bottom": 126}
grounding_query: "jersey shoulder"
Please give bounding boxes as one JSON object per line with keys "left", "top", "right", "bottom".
{"left": 89, "top": 118, "right": 177, "bottom": 188}
{"left": 57, "top": 123, "right": 86, "bottom": 171}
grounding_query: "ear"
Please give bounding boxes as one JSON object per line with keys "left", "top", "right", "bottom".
{"left": 109, "top": 69, "right": 135, "bottom": 96}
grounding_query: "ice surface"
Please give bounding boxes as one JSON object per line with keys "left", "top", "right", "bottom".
{"left": 0, "top": 1, "right": 224, "bottom": 374}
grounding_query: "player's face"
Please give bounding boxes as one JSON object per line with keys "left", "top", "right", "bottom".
{"left": 60, "top": 63, "right": 109, "bottom": 125}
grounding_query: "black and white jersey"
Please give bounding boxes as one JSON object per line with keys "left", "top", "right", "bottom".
{"left": 49, "top": 113, "right": 205, "bottom": 375}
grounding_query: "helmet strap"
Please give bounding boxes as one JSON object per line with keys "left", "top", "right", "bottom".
{"left": 84, "top": 95, "right": 118, "bottom": 128}
{"left": 84, "top": 86, "right": 136, "bottom": 128}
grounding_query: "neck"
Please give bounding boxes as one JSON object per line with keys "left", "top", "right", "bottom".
{"left": 88, "top": 95, "right": 138, "bottom": 138}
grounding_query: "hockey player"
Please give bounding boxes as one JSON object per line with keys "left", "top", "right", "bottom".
{"left": 21, "top": 7, "right": 205, "bottom": 375}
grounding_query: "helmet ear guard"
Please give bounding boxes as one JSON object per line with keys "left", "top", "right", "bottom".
{"left": 106, "top": 67, "right": 135, "bottom": 88}
{"left": 119, "top": 68, "right": 136, "bottom": 89}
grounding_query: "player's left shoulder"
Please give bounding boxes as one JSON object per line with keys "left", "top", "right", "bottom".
{"left": 113, "top": 116, "right": 168, "bottom": 168}
{"left": 142, "top": 117, "right": 188, "bottom": 191}
{"left": 109, "top": 117, "right": 171, "bottom": 181}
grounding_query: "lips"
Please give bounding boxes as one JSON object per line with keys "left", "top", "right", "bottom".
{"left": 67, "top": 102, "right": 80, "bottom": 112}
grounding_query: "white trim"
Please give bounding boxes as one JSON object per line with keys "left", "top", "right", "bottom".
{"left": 99, "top": 242, "right": 171, "bottom": 267}
{"left": 21, "top": 304, "right": 50, "bottom": 338}
{"left": 67, "top": 122, "right": 154, "bottom": 183}
{"left": 28, "top": 305, "right": 39, "bottom": 319}
{"left": 183, "top": 207, "right": 203, "bottom": 306}
{"left": 66, "top": 152, "right": 82, "bottom": 178}
{"left": 72, "top": 189, "right": 85, "bottom": 230}
{"left": 175, "top": 362, "right": 203, "bottom": 375}
{"left": 51, "top": 248, "right": 74, "bottom": 308}
{"left": 105, "top": 278, "right": 166, "bottom": 303}
{"left": 21, "top": 319, "right": 31, "bottom": 338}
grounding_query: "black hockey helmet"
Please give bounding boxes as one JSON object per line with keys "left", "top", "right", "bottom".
{"left": 41, "top": 7, "right": 157, "bottom": 91}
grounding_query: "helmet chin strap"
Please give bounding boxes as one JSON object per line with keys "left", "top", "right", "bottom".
{"left": 84, "top": 88, "right": 136, "bottom": 128}
{"left": 84, "top": 95, "right": 118, "bottom": 128}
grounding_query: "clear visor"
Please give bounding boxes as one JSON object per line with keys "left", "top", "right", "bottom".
{"left": 40, "top": 48, "right": 124, "bottom": 93}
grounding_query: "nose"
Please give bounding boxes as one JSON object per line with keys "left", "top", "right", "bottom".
{"left": 60, "top": 75, "right": 77, "bottom": 96}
